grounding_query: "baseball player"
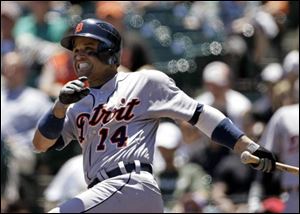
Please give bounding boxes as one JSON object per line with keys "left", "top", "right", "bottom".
{"left": 32, "top": 18, "right": 277, "bottom": 213}
{"left": 258, "top": 80, "right": 299, "bottom": 213}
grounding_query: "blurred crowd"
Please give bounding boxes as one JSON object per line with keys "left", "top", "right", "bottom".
{"left": 1, "top": 1, "right": 299, "bottom": 213}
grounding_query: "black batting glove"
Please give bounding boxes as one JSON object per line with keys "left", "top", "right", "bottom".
{"left": 59, "top": 76, "right": 90, "bottom": 105}
{"left": 250, "top": 146, "right": 277, "bottom": 173}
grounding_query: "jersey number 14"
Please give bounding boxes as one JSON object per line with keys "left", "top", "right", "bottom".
{"left": 96, "top": 126, "right": 128, "bottom": 151}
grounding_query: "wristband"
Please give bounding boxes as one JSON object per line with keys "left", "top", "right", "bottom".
{"left": 38, "top": 109, "right": 65, "bottom": 139}
{"left": 211, "top": 118, "right": 244, "bottom": 149}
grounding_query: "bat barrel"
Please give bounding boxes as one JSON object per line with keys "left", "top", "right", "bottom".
{"left": 276, "top": 163, "right": 299, "bottom": 176}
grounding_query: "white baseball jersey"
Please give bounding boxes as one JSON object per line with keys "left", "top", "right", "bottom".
{"left": 259, "top": 104, "right": 299, "bottom": 188}
{"left": 57, "top": 69, "right": 198, "bottom": 185}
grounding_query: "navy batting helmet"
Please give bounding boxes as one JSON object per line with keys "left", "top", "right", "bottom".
{"left": 60, "top": 18, "right": 121, "bottom": 65}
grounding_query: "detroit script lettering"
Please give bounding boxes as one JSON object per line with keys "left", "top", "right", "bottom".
{"left": 76, "top": 98, "right": 140, "bottom": 143}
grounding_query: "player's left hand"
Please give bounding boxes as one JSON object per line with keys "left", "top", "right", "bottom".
{"left": 250, "top": 146, "right": 276, "bottom": 173}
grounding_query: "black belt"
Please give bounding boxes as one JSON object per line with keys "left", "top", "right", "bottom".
{"left": 88, "top": 163, "right": 152, "bottom": 189}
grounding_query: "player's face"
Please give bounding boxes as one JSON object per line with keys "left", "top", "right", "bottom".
{"left": 73, "top": 37, "right": 117, "bottom": 87}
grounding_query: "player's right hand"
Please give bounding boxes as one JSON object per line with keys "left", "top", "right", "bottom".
{"left": 250, "top": 146, "right": 277, "bottom": 173}
{"left": 59, "top": 76, "right": 90, "bottom": 105}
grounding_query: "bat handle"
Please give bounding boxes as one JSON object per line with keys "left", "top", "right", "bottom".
{"left": 241, "top": 151, "right": 299, "bottom": 176}
{"left": 241, "top": 151, "right": 259, "bottom": 164}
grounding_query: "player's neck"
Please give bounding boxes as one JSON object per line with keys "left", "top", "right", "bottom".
{"left": 90, "top": 71, "right": 117, "bottom": 88}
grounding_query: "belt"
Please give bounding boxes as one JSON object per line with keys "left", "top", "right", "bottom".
{"left": 88, "top": 163, "right": 152, "bottom": 189}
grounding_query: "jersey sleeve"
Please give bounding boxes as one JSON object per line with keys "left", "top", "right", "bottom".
{"left": 142, "top": 70, "right": 198, "bottom": 122}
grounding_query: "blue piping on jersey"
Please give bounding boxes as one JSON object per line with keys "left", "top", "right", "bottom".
{"left": 88, "top": 93, "right": 96, "bottom": 108}
{"left": 188, "top": 103, "right": 204, "bottom": 125}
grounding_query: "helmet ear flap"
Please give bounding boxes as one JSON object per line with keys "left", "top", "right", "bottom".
{"left": 108, "top": 55, "right": 119, "bottom": 65}
{"left": 95, "top": 44, "right": 119, "bottom": 65}
{"left": 107, "top": 48, "right": 117, "bottom": 65}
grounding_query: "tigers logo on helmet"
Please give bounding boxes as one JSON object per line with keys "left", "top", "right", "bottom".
{"left": 75, "top": 23, "right": 84, "bottom": 33}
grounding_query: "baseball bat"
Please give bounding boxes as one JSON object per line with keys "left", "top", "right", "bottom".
{"left": 241, "top": 151, "right": 299, "bottom": 176}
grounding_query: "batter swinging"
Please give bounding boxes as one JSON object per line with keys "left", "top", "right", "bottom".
{"left": 33, "top": 18, "right": 277, "bottom": 213}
